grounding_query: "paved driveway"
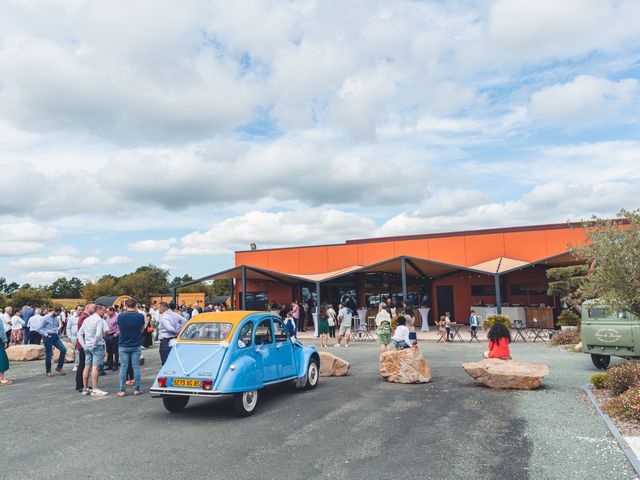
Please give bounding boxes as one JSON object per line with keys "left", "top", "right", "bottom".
{"left": 3, "top": 340, "right": 636, "bottom": 479}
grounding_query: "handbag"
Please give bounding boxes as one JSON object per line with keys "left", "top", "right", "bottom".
{"left": 146, "top": 326, "right": 155, "bottom": 334}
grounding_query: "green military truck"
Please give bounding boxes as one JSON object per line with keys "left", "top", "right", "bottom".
{"left": 581, "top": 299, "right": 640, "bottom": 370}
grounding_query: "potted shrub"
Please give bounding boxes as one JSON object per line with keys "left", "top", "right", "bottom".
{"left": 481, "top": 314, "right": 511, "bottom": 331}
{"left": 556, "top": 309, "right": 580, "bottom": 331}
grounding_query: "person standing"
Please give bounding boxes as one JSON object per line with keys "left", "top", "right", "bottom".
{"left": 27, "top": 309, "right": 44, "bottom": 344}
{"left": 326, "top": 304, "right": 337, "bottom": 338}
{"left": 75, "top": 303, "right": 94, "bottom": 392}
{"left": 334, "top": 303, "right": 353, "bottom": 348}
{"left": 317, "top": 308, "right": 329, "bottom": 347}
{"left": 77, "top": 304, "right": 108, "bottom": 396}
{"left": 10, "top": 312, "right": 24, "bottom": 345}
{"left": 20, "top": 303, "right": 35, "bottom": 344}
{"left": 1, "top": 307, "right": 12, "bottom": 344}
{"left": 117, "top": 298, "right": 145, "bottom": 396}
{"left": 375, "top": 302, "right": 392, "bottom": 353}
{"left": 0, "top": 326, "right": 12, "bottom": 385}
{"left": 469, "top": 310, "right": 480, "bottom": 340}
{"left": 67, "top": 305, "right": 82, "bottom": 372}
{"left": 291, "top": 301, "right": 302, "bottom": 333}
{"left": 36, "top": 307, "right": 67, "bottom": 377}
{"left": 157, "top": 302, "right": 182, "bottom": 365}
{"left": 105, "top": 307, "right": 119, "bottom": 371}
{"left": 142, "top": 313, "right": 154, "bottom": 348}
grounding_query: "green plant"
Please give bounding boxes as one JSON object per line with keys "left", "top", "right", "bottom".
{"left": 591, "top": 373, "right": 608, "bottom": 389}
{"left": 482, "top": 314, "right": 511, "bottom": 330}
{"left": 550, "top": 329, "right": 580, "bottom": 346}
{"left": 605, "top": 387, "right": 640, "bottom": 421}
{"left": 556, "top": 309, "right": 581, "bottom": 327}
{"left": 604, "top": 362, "right": 640, "bottom": 395}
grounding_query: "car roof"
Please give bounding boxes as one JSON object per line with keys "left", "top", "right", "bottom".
{"left": 185, "top": 311, "right": 268, "bottom": 328}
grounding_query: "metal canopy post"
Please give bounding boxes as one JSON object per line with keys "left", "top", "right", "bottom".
{"left": 401, "top": 257, "right": 408, "bottom": 306}
{"left": 171, "top": 287, "right": 177, "bottom": 306}
{"left": 230, "top": 279, "right": 235, "bottom": 310}
{"left": 315, "top": 282, "right": 321, "bottom": 314}
{"left": 494, "top": 275, "right": 502, "bottom": 314}
{"left": 241, "top": 266, "right": 247, "bottom": 310}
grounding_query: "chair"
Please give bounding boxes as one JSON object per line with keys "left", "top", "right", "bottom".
{"left": 352, "top": 315, "right": 374, "bottom": 342}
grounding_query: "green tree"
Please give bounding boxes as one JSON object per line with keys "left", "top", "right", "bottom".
{"left": 575, "top": 209, "right": 640, "bottom": 318}
{"left": 170, "top": 274, "right": 194, "bottom": 288}
{"left": 49, "top": 276, "right": 84, "bottom": 298}
{"left": 546, "top": 264, "right": 589, "bottom": 312}
{"left": 0, "top": 292, "right": 7, "bottom": 309}
{"left": 117, "top": 265, "right": 170, "bottom": 304}
{"left": 10, "top": 286, "right": 52, "bottom": 309}
{"left": 82, "top": 275, "right": 120, "bottom": 300}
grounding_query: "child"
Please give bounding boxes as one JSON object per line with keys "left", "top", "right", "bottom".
{"left": 469, "top": 310, "right": 480, "bottom": 340}
{"left": 10, "top": 313, "right": 24, "bottom": 346}
{"left": 437, "top": 315, "right": 448, "bottom": 343}
{"left": 483, "top": 322, "right": 512, "bottom": 359}
{"left": 391, "top": 316, "right": 413, "bottom": 350}
{"left": 284, "top": 312, "right": 297, "bottom": 339}
{"left": 405, "top": 308, "right": 418, "bottom": 345}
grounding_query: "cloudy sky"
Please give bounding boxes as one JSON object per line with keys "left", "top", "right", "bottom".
{"left": 1, "top": 0, "right": 639, "bottom": 285}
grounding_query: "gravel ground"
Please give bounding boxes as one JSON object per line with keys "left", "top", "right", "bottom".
{"left": 1, "top": 339, "right": 636, "bottom": 479}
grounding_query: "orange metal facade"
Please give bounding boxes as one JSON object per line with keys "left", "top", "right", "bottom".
{"left": 234, "top": 223, "right": 589, "bottom": 324}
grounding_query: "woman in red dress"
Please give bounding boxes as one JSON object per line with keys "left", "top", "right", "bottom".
{"left": 483, "top": 322, "right": 511, "bottom": 359}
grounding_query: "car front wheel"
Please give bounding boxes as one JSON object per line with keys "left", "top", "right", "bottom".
{"left": 162, "top": 395, "right": 190, "bottom": 413}
{"left": 305, "top": 358, "right": 319, "bottom": 390}
{"left": 591, "top": 354, "right": 610, "bottom": 370}
{"left": 233, "top": 389, "right": 259, "bottom": 417}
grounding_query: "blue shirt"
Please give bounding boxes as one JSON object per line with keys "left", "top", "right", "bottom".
{"left": 38, "top": 313, "right": 59, "bottom": 336}
{"left": 20, "top": 307, "right": 35, "bottom": 326}
{"left": 117, "top": 311, "right": 145, "bottom": 348}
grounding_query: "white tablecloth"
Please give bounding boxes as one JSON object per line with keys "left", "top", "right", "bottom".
{"left": 312, "top": 313, "right": 318, "bottom": 337}
{"left": 418, "top": 308, "right": 430, "bottom": 332}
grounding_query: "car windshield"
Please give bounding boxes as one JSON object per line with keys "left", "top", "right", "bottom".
{"left": 179, "top": 322, "right": 233, "bottom": 341}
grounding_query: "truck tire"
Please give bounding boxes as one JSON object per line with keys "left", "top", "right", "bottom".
{"left": 591, "top": 354, "right": 610, "bottom": 370}
{"left": 233, "top": 389, "right": 259, "bottom": 417}
{"left": 162, "top": 395, "right": 190, "bottom": 413}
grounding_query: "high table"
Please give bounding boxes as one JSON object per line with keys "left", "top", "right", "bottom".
{"left": 418, "top": 308, "right": 430, "bottom": 332}
{"left": 312, "top": 313, "right": 318, "bottom": 337}
{"left": 357, "top": 309, "right": 368, "bottom": 329}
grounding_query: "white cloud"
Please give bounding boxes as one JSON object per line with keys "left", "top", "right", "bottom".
{"left": 128, "top": 238, "right": 177, "bottom": 252}
{"left": 53, "top": 245, "right": 79, "bottom": 255}
{"left": 530, "top": 76, "right": 640, "bottom": 128}
{"left": 104, "top": 256, "right": 132, "bottom": 265}
{"left": 9, "top": 255, "right": 101, "bottom": 271}
{"left": 165, "top": 208, "right": 375, "bottom": 257}
{"left": 0, "top": 241, "right": 45, "bottom": 257}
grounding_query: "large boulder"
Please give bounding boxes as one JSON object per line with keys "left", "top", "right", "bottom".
{"left": 318, "top": 351, "right": 350, "bottom": 377}
{"left": 462, "top": 358, "right": 549, "bottom": 390}
{"left": 6, "top": 344, "right": 45, "bottom": 361}
{"left": 53, "top": 341, "right": 75, "bottom": 363}
{"left": 380, "top": 347, "right": 432, "bottom": 384}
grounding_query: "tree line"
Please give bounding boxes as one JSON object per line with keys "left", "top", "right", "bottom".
{"left": 0, "top": 265, "right": 230, "bottom": 309}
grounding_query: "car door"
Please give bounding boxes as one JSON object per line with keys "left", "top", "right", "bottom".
{"left": 273, "top": 318, "right": 296, "bottom": 379}
{"left": 254, "top": 317, "right": 278, "bottom": 383}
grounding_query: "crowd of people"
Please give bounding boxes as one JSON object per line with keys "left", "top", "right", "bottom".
{"left": 0, "top": 295, "right": 512, "bottom": 390}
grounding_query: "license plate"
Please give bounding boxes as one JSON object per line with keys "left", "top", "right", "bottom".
{"left": 172, "top": 378, "right": 201, "bottom": 388}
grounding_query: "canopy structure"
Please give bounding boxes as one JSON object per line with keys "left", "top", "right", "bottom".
{"left": 174, "top": 250, "right": 586, "bottom": 314}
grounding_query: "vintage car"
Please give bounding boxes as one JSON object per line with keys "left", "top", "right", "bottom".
{"left": 580, "top": 300, "right": 640, "bottom": 370}
{"left": 150, "top": 311, "right": 320, "bottom": 416}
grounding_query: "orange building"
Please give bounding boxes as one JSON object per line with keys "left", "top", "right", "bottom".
{"left": 177, "top": 222, "right": 591, "bottom": 326}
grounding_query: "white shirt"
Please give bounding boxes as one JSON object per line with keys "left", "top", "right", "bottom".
{"left": 392, "top": 325, "right": 412, "bottom": 347}
{"left": 191, "top": 309, "right": 199, "bottom": 317}
{"left": 1, "top": 313, "right": 11, "bottom": 333}
{"left": 67, "top": 314, "right": 79, "bottom": 338}
{"left": 11, "top": 315, "right": 25, "bottom": 330}
{"left": 77, "top": 313, "right": 108, "bottom": 349}
{"left": 28, "top": 314, "right": 44, "bottom": 332}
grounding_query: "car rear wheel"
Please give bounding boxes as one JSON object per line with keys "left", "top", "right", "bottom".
{"left": 233, "top": 389, "right": 259, "bottom": 417}
{"left": 162, "top": 395, "right": 190, "bottom": 413}
{"left": 591, "top": 354, "right": 610, "bottom": 370}
{"left": 305, "top": 358, "right": 319, "bottom": 390}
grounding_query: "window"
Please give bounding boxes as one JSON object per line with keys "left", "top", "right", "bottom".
{"left": 246, "top": 291, "right": 269, "bottom": 310}
{"left": 588, "top": 307, "right": 628, "bottom": 319}
{"left": 254, "top": 319, "right": 273, "bottom": 345}
{"left": 238, "top": 322, "right": 253, "bottom": 348}
{"left": 273, "top": 319, "right": 288, "bottom": 342}
{"left": 470, "top": 285, "right": 496, "bottom": 296}
{"left": 179, "top": 322, "right": 232, "bottom": 341}
{"left": 510, "top": 284, "right": 548, "bottom": 295}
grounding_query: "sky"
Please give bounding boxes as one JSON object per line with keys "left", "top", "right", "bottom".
{"left": 0, "top": 0, "right": 639, "bottom": 285}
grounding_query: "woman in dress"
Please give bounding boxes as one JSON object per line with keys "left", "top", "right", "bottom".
{"left": 142, "top": 313, "right": 154, "bottom": 348}
{"left": 317, "top": 308, "right": 330, "bottom": 348}
{"left": 0, "top": 324, "right": 12, "bottom": 385}
{"left": 375, "top": 302, "right": 392, "bottom": 353}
